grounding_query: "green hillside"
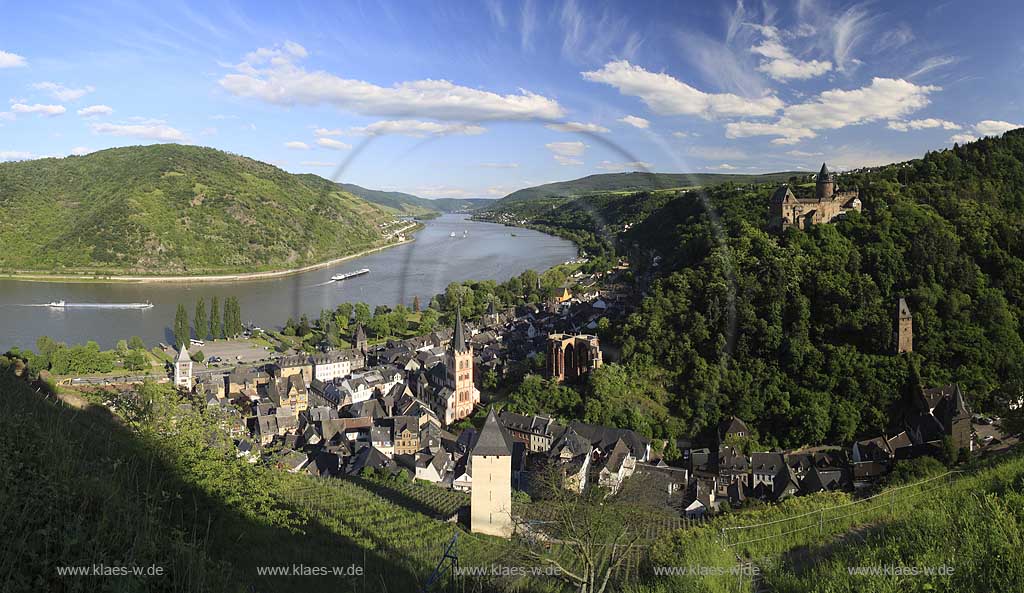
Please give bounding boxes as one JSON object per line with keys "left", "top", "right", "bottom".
{"left": 0, "top": 144, "right": 395, "bottom": 275}
{"left": 0, "top": 360, "right": 539, "bottom": 593}
{"left": 476, "top": 129, "right": 1024, "bottom": 451}
{"left": 491, "top": 171, "right": 804, "bottom": 206}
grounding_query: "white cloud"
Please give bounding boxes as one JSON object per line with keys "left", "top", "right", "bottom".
{"left": 545, "top": 121, "right": 609, "bottom": 133}
{"left": 974, "top": 120, "right": 1021, "bottom": 137}
{"left": 707, "top": 163, "right": 737, "bottom": 170}
{"left": 347, "top": 119, "right": 485, "bottom": 137}
{"left": 554, "top": 156, "right": 583, "bottom": 166}
{"left": 90, "top": 121, "right": 186, "bottom": 141}
{"left": 785, "top": 149, "right": 824, "bottom": 158}
{"left": 220, "top": 42, "right": 564, "bottom": 121}
{"left": 77, "top": 104, "right": 113, "bottom": 117}
{"left": 285, "top": 141, "right": 310, "bottom": 150}
{"left": 0, "top": 150, "right": 37, "bottom": 161}
{"left": 686, "top": 146, "right": 749, "bottom": 160}
{"left": 314, "top": 127, "right": 343, "bottom": 137}
{"left": 582, "top": 60, "right": 782, "bottom": 119}
{"left": 546, "top": 141, "right": 586, "bottom": 157}
{"left": 887, "top": 118, "right": 960, "bottom": 132}
{"left": 10, "top": 103, "right": 66, "bottom": 117}
{"left": 316, "top": 138, "right": 352, "bottom": 150}
{"left": 478, "top": 162, "right": 520, "bottom": 169}
{"left": 725, "top": 121, "right": 817, "bottom": 145}
{"left": 618, "top": 115, "right": 649, "bottom": 129}
{"left": 70, "top": 146, "right": 93, "bottom": 156}
{"left": 597, "top": 160, "right": 652, "bottom": 171}
{"left": 0, "top": 50, "right": 27, "bottom": 68}
{"left": 301, "top": 161, "right": 335, "bottom": 167}
{"left": 672, "top": 131, "right": 692, "bottom": 138}
{"left": 33, "top": 82, "right": 94, "bottom": 102}
{"left": 749, "top": 25, "right": 832, "bottom": 81}
{"left": 949, "top": 133, "right": 977, "bottom": 144}
{"left": 726, "top": 77, "right": 938, "bottom": 144}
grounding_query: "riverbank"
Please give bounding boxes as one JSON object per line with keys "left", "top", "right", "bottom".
{"left": 0, "top": 228, "right": 420, "bottom": 285}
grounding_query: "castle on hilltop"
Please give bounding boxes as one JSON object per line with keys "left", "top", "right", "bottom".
{"left": 770, "top": 163, "right": 861, "bottom": 230}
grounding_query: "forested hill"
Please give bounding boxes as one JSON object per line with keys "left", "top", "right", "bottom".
{"left": 491, "top": 170, "right": 802, "bottom": 206}
{"left": 528, "top": 130, "right": 1024, "bottom": 450}
{"left": 331, "top": 182, "right": 493, "bottom": 216}
{"left": 0, "top": 145, "right": 395, "bottom": 275}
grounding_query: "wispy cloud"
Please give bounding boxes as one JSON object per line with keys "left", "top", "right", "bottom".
{"left": 908, "top": 56, "right": 957, "bottom": 80}
{"left": 285, "top": 141, "right": 310, "bottom": 150}
{"left": 10, "top": 102, "right": 66, "bottom": 117}
{"left": 597, "top": 160, "right": 652, "bottom": 171}
{"left": 887, "top": 118, "right": 960, "bottom": 132}
{"left": 545, "top": 121, "right": 610, "bottom": 133}
{"left": 316, "top": 138, "right": 352, "bottom": 150}
{"left": 546, "top": 140, "right": 586, "bottom": 165}
{"left": 0, "top": 150, "right": 38, "bottom": 161}
{"left": 347, "top": 119, "right": 485, "bottom": 137}
{"left": 32, "top": 82, "right": 94, "bottom": 102}
{"left": 478, "top": 162, "right": 520, "bottom": 169}
{"left": 90, "top": 121, "right": 185, "bottom": 141}
{"left": 77, "top": 104, "right": 113, "bottom": 118}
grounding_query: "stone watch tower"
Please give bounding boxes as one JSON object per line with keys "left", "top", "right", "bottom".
{"left": 471, "top": 408, "right": 513, "bottom": 537}
{"left": 896, "top": 298, "right": 913, "bottom": 354}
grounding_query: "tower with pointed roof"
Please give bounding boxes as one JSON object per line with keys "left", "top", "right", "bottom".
{"left": 174, "top": 344, "right": 193, "bottom": 391}
{"left": 896, "top": 297, "right": 913, "bottom": 354}
{"left": 444, "top": 306, "right": 479, "bottom": 424}
{"left": 353, "top": 324, "right": 368, "bottom": 355}
{"left": 815, "top": 162, "right": 835, "bottom": 200}
{"left": 471, "top": 407, "right": 513, "bottom": 537}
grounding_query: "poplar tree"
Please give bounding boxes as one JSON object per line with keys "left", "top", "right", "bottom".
{"left": 194, "top": 297, "right": 208, "bottom": 340}
{"left": 173, "top": 304, "right": 189, "bottom": 349}
{"left": 210, "top": 296, "right": 222, "bottom": 339}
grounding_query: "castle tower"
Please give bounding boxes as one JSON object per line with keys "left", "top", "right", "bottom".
{"left": 353, "top": 324, "right": 368, "bottom": 355}
{"left": 896, "top": 298, "right": 913, "bottom": 354}
{"left": 174, "top": 344, "right": 193, "bottom": 391}
{"left": 471, "top": 408, "right": 513, "bottom": 537}
{"left": 446, "top": 306, "right": 478, "bottom": 422}
{"left": 815, "top": 162, "right": 834, "bottom": 200}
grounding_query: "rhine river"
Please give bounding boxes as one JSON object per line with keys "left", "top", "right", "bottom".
{"left": 0, "top": 215, "right": 576, "bottom": 350}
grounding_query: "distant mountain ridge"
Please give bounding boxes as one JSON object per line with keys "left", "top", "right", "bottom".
{"left": 333, "top": 182, "right": 494, "bottom": 215}
{"left": 0, "top": 144, "right": 397, "bottom": 275}
{"left": 492, "top": 171, "right": 805, "bottom": 206}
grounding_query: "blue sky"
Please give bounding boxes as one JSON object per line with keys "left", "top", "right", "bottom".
{"left": 1, "top": 0, "right": 1022, "bottom": 199}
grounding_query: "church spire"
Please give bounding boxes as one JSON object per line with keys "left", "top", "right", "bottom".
{"left": 452, "top": 304, "right": 468, "bottom": 354}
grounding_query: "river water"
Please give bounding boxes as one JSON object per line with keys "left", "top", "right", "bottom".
{"left": 0, "top": 215, "right": 576, "bottom": 350}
